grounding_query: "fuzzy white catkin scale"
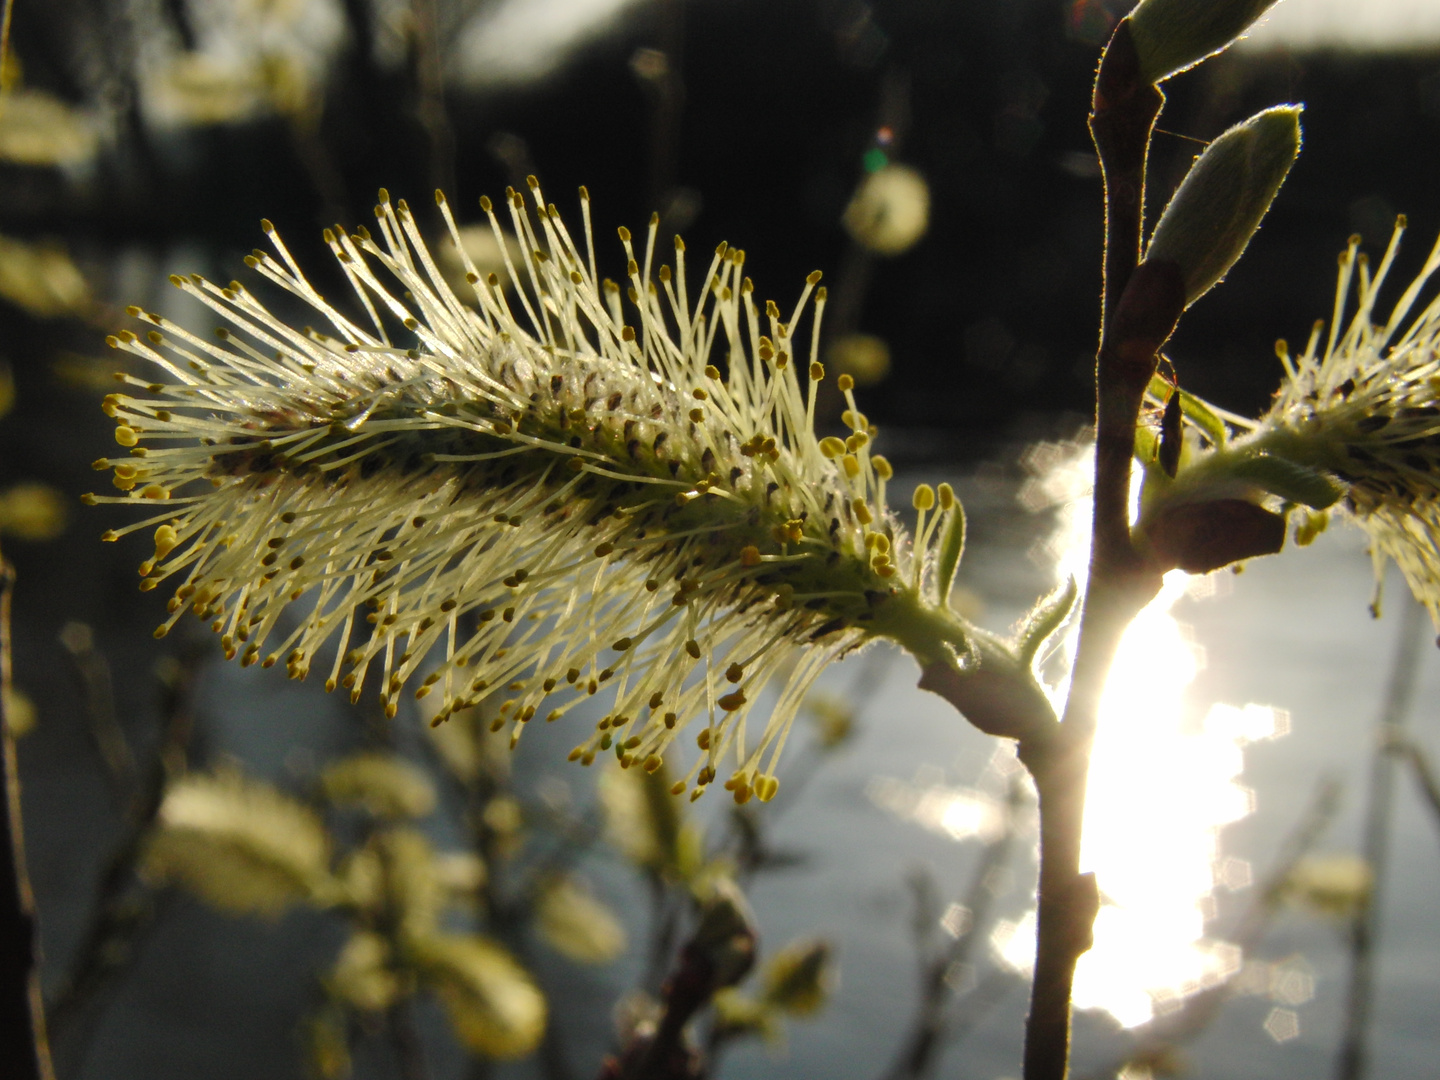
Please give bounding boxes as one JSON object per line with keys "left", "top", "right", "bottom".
{"left": 91, "top": 183, "right": 971, "bottom": 802}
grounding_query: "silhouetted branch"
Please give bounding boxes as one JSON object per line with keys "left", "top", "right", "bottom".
{"left": 0, "top": 557, "right": 56, "bottom": 1080}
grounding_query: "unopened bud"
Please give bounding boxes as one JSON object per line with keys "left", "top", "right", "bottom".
{"left": 1144, "top": 105, "right": 1301, "bottom": 308}
{"left": 1127, "top": 0, "right": 1282, "bottom": 85}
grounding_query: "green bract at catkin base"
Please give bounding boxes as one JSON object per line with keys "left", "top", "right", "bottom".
{"left": 89, "top": 181, "right": 975, "bottom": 804}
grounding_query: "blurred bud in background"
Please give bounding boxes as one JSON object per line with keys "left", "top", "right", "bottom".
{"left": 843, "top": 163, "right": 930, "bottom": 256}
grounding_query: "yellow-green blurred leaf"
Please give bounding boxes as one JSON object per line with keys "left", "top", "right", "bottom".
{"left": 143, "top": 769, "right": 336, "bottom": 917}
{"left": 599, "top": 760, "right": 691, "bottom": 878}
{"left": 825, "top": 334, "right": 891, "bottom": 388}
{"left": 1284, "top": 854, "right": 1372, "bottom": 920}
{"left": 0, "top": 362, "right": 13, "bottom": 417}
{"left": 3, "top": 685, "right": 36, "bottom": 738}
{"left": 0, "top": 90, "right": 99, "bottom": 166}
{"left": 803, "top": 692, "right": 855, "bottom": 750}
{"left": 336, "top": 847, "right": 382, "bottom": 912}
{"left": 320, "top": 752, "right": 436, "bottom": 819}
{"left": 0, "top": 482, "right": 67, "bottom": 541}
{"left": 761, "top": 938, "right": 834, "bottom": 1016}
{"left": 374, "top": 827, "right": 444, "bottom": 939}
{"left": 329, "top": 931, "right": 401, "bottom": 1013}
{"left": 0, "top": 235, "right": 89, "bottom": 317}
{"left": 481, "top": 795, "right": 523, "bottom": 835}
{"left": 711, "top": 988, "right": 777, "bottom": 1042}
{"left": 303, "top": 1002, "right": 353, "bottom": 1080}
{"left": 434, "top": 851, "right": 486, "bottom": 903}
{"left": 421, "top": 698, "right": 508, "bottom": 782}
{"left": 410, "top": 933, "right": 546, "bottom": 1059}
{"left": 536, "top": 875, "right": 626, "bottom": 964}
{"left": 144, "top": 54, "right": 269, "bottom": 126}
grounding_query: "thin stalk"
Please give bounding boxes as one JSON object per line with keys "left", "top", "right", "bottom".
{"left": 883, "top": 773, "right": 1027, "bottom": 1080}
{"left": 1018, "top": 23, "right": 1169, "bottom": 1080}
{"left": 0, "top": 557, "right": 56, "bottom": 1080}
{"left": 1392, "top": 740, "right": 1440, "bottom": 854}
{"left": 1334, "top": 594, "right": 1426, "bottom": 1080}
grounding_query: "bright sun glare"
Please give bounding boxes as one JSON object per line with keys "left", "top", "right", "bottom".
{"left": 1000, "top": 447, "right": 1289, "bottom": 1028}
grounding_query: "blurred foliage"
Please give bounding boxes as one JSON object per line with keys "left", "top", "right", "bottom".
{"left": 143, "top": 768, "right": 338, "bottom": 917}
{"left": 1282, "top": 853, "right": 1374, "bottom": 920}
{"left": 320, "top": 752, "right": 437, "bottom": 819}
{"left": 0, "top": 235, "right": 90, "bottom": 319}
{"left": 537, "top": 874, "right": 627, "bottom": 964}
{"left": 3, "top": 685, "right": 36, "bottom": 737}
{"left": 0, "top": 482, "right": 67, "bottom": 541}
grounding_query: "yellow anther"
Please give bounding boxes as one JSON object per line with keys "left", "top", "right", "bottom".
{"left": 912, "top": 483, "right": 935, "bottom": 511}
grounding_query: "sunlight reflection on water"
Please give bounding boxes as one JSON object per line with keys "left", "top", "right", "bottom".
{"left": 1010, "top": 446, "right": 1290, "bottom": 1027}
{"left": 879, "top": 443, "right": 1295, "bottom": 1029}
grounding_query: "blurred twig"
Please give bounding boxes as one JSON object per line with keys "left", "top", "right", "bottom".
{"left": 1390, "top": 739, "right": 1440, "bottom": 851}
{"left": 59, "top": 622, "right": 136, "bottom": 809}
{"left": 882, "top": 772, "right": 1028, "bottom": 1080}
{"left": 1335, "top": 594, "right": 1426, "bottom": 1080}
{"left": 46, "top": 640, "right": 204, "bottom": 1048}
{"left": 410, "top": 0, "right": 455, "bottom": 198}
{"left": 0, "top": 556, "right": 57, "bottom": 1080}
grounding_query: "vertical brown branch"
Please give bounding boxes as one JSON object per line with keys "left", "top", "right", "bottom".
{"left": 1019, "top": 22, "right": 1173, "bottom": 1080}
{"left": 0, "top": 558, "right": 56, "bottom": 1080}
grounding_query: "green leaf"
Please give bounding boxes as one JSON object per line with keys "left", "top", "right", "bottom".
{"left": 1229, "top": 454, "right": 1345, "bottom": 509}
{"left": 1144, "top": 105, "right": 1302, "bottom": 308}
{"left": 935, "top": 500, "right": 967, "bottom": 611}
{"left": 1015, "top": 577, "right": 1080, "bottom": 670}
{"left": 1147, "top": 375, "right": 1229, "bottom": 448}
{"left": 1127, "top": 0, "right": 1283, "bottom": 84}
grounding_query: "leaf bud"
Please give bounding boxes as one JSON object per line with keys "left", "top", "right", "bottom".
{"left": 1144, "top": 105, "right": 1302, "bottom": 308}
{"left": 1127, "top": 0, "right": 1283, "bottom": 84}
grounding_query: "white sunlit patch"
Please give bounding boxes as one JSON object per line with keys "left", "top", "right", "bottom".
{"left": 454, "top": 0, "right": 644, "bottom": 87}
{"left": 995, "top": 445, "right": 1290, "bottom": 1029}
{"left": 1239, "top": 0, "right": 1440, "bottom": 50}
{"left": 865, "top": 773, "right": 1009, "bottom": 844}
